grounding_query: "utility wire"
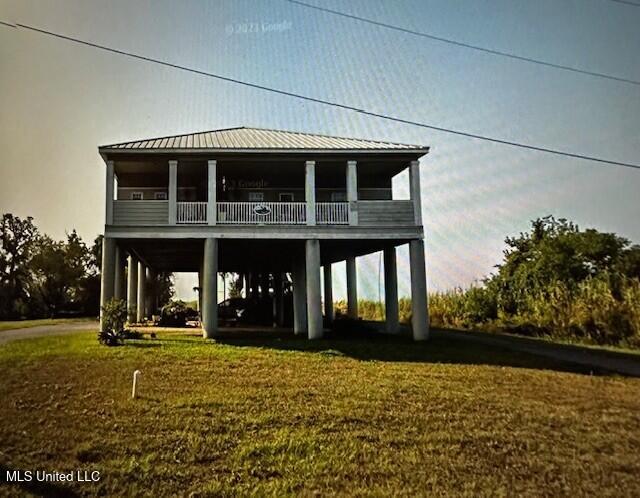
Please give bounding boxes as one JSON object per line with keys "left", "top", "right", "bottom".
{"left": 2, "top": 20, "right": 640, "bottom": 170}
{"left": 284, "top": 0, "right": 640, "bottom": 87}
{"left": 607, "top": 0, "right": 640, "bottom": 7}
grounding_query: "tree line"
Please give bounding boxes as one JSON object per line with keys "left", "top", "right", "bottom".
{"left": 430, "top": 216, "right": 640, "bottom": 347}
{"left": 0, "top": 213, "right": 174, "bottom": 320}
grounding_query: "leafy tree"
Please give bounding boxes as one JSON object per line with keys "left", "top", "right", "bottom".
{"left": 0, "top": 214, "right": 39, "bottom": 318}
{"left": 78, "top": 235, "right": 104, "bottom": 316}
{"left": 30, "top": 231, "right": 91, "bottom": 317}
{"left": 29, "top": 236, "right": 67, "bottom": 316}
{"left": 618, "top": 245, "right": 640, "bottom": 280}
{"left": 89, "top": 235, "right": 103, "bottom": 273}
{"left": 489, "top": 216, "right": 630, "bottom": 314}
{"left": 155, "top": 272, "right": 175, "bottom": 309}
{"left": 228, "top": 273, "right": 244, "bottom": 298}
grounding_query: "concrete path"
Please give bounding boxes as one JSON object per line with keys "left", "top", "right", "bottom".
{"left": 434, "top": 328, "right": 640, "bottom": 377}
{"left": 0, "top": 321, "right": 96, "bottom": 345}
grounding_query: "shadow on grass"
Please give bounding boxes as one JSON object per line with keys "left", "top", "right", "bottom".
{"left": 124, "top": 341, "right": 162, "bottom": 348}
{"left": 207, "top": 326, "right": 599, "bottom": 376}
{"left": 0, "top": 463, "right": 79, "bottom": 497}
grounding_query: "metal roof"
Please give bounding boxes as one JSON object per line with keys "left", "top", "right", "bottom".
{"left": 99, "top": 127, "right": 429, "bottom": 153}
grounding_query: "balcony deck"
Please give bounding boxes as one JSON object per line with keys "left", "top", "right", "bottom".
{"left": 111, "top": 200, "right": 416, "bottom": 227}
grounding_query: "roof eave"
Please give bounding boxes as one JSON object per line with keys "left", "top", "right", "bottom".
{"left": 98, "top": 147, "right": 430, "bottom": 155}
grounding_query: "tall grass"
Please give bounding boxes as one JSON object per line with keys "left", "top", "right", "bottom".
{"left": 336, "top": 276, "right": 640, "bottom": 348}
{"left": 428, "top": 276, "right": 640, "bottom": 348}
{"left": 333, "top": 298, "right": 413, "bottom": 324}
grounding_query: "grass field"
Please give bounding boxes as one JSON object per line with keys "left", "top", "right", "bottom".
{"left": 0, "top": 318, "right": 93, "bottom": 332}
{"left": 0, "top": 328, "right": 639, "bottom": 497}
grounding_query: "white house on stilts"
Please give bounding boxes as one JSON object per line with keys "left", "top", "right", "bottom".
{"left": 98, "top": 127, "right": 430, "bottom": 340}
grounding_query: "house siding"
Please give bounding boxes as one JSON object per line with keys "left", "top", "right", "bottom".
{"left": 357, "top": 200, "right": 415, "bottom": 226}
{"left": 113, "top": 200, "right": 169, "bottom": 225}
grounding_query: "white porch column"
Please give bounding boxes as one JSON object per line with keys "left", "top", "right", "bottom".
{"left": 146, "top": 268, "right": 157, "bottom": 317}
{"left": 409, "top": 160, "right": 422, "bottom": 226}
{"left": 293, "top": 257, "right": 307, "bottom": 335}
{"left": 169, "top": 160, "right": 178, "bottom": 224}
{"left": 99, "top": 237, "right": 116, "bottom": 332}
{"left": 137, "top": 261, "right": 146, "bottom": 323}
{"left": 409, "top": 239, "right": 429, "bottom": 341}
{"left": 202, "top": 238, "right": 218, "bottom": 339}
{"left": 347, "top": 160, "right": 358, "bottom": 225}
{"left": 384, "top": 247, "right": 399, "bottom": 334}
{"left": 305, "top": 160, "right": 316, "bottom": 226}
{"left": 105, "top": 160, "right": 114, "bottom": 225}
{"left": 197, "top": 265, "right": 203, "bottom": 317}
{"left": 114, "top": 244, "right": 124, "bottom": 301}
{"left": 127, "top": 255, "right": 138, "bottom": 323}
{"left": 207, "top": 160, "right": 217, "bottom": 225}
{"left": 323, "top": 264, "right": 334, "bottom": 323}
{"left": 346, "top": 256, "right": 358, "bottom": 319}
{"left": 306, "top": 239, "right": 323, "bottom": 339}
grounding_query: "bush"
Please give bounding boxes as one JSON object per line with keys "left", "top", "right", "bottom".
{"left": 428, "top": 275, "right": 640, "bottom": 348}
{"left": 462, "top": 286, "right": 498, "bottom": 325}
{"left": 159, "top": 300, "right": 196, "bottom": 327}
{"left": 399, "top": 298, "right": 412, "bottom": 325}
{"left": 572, "top": 275, "right": 639, "bottom": 346}
{"left": 99, "top": 298, "right": 127, "bottom": 346}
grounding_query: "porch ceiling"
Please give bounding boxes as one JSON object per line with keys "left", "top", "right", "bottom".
{"left": 119, "top": 238, "right": 410, "bottom": 273}
{"left": 113, "top": 156, "right": 413, "bottom": 186}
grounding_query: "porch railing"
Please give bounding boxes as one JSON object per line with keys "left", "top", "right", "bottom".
{"left": 177, "top": 202, "right": 208, "bottom": 224}
{"left": 316, "top": 202, "right": 349, "bottom": 225}
{"left": 217, "top": 202, "right": 307, "bottom": 224}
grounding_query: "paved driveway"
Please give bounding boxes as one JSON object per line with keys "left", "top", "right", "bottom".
{"left": 0, "top": 321, "right": 96, "bottom": 345}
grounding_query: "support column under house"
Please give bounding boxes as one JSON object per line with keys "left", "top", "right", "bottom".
{"left": 346, "top": 256, "right": 358, "bottom": 319}
{"left": 127, "top": 255, "right": 138, "bottom": 323}
{"left": 409, "top": 239, "right": 429, "bottom": 340}
{"left": 201, "top": 238, "right": 218, "bottom": 339}
{"left": 306, "top": 239, "right": 323, "bottom": 339}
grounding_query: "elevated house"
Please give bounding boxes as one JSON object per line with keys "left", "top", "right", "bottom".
{"left": 98, "top": 127, "right": 430, "bottom": 340}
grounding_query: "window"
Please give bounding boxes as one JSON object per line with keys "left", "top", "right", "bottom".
{"left": 249, "top": 192, "right": 264, "bottom": 202}
{"left": 131, "top": 192, "right": 143, "bottom": 200}
{"left": 154, "top": 192, "right": 167, "bottom": 200}
{"left": 331, "top": 192, "right": 347, "bottom": 202}
{"left": 279, "top": 192, "right": 294, "bottom": 202}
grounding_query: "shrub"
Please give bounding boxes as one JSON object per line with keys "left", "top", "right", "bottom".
{"left": 572, "top": 275, "right": 638, "bottom": 346}
{"left": 99, "top": 298, "right": 127, "bottom": 346}
{"left": 159, "top": 300, "right": 195, "bottom": 327}
{"left": 462, "top": 286, "right": 498, "bottom": 325}
{"left": 398, "top": 298, "right": 412, "bottom": 325}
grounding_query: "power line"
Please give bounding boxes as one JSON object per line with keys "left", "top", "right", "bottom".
{"left": 607, "top": 0, "right": 640, "bottom": 7}
{"left": 284, "top": 0, "right": 640, "bottom": 87}
{"left": 2, "top": 20, "right": 640, "bottom": 170}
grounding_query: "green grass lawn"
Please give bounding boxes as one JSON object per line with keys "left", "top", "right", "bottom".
{"left": 0, "top": 328, "right": 639, "bottom": 497}
{"left": 0, "top": 317, "right": 94, "bottom": 332}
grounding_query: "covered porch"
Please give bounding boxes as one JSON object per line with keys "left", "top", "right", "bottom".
{"left": 106, "top": 155, "right": 419, "bottom": 227}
